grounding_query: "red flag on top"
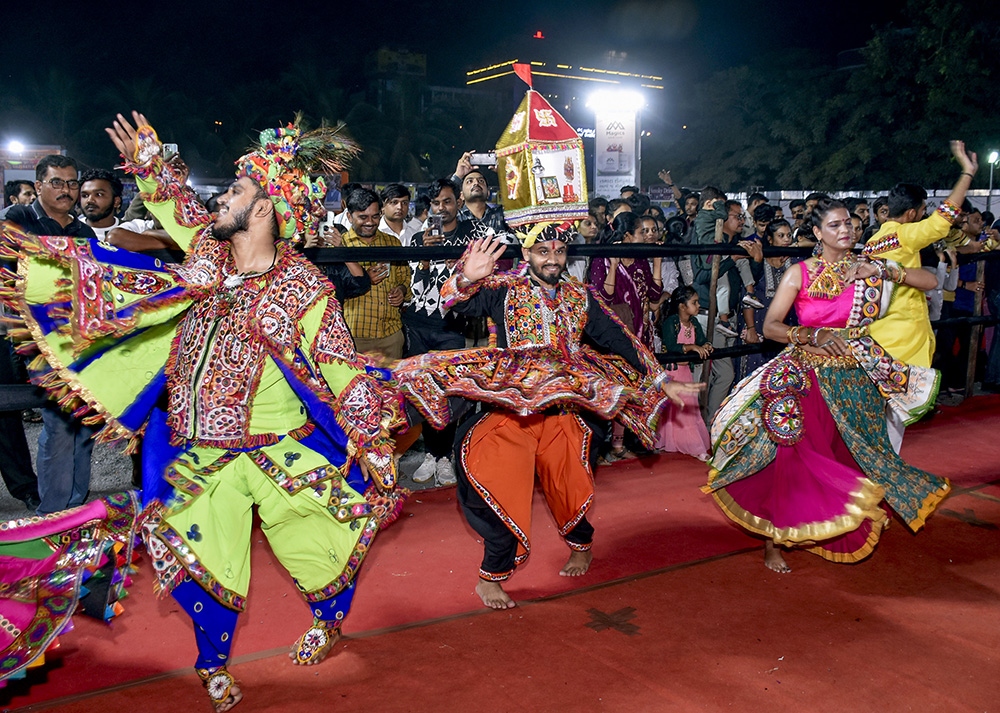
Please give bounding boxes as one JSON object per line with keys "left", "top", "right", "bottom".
{"left": 513, "top": 63, "right": 533, "bottom": 88}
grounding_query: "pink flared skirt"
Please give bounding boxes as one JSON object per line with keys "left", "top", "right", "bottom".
{"left": 711, "top": 372, "right": 887, "bottom": 562}
{"left": 654, "top": 364, "right": 711, "bottom": 459}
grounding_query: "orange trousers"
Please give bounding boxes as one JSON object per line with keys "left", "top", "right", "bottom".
{"left": 458, "top": 411, "right": 595, "bottom": 580}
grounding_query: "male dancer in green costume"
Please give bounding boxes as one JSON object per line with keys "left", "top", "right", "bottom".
{"left": 4, "top": 111, "right": 402, "bottom": 711}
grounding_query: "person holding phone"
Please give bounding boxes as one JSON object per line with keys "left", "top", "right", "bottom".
{"left": 452, "top": 152, "right": 513, "bottom": 239}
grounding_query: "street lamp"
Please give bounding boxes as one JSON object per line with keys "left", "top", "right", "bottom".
{"left": 7, "top": 140, "right": 25, "bottom": 154}
{"left": 988, "top": 150, "right": 998, "bottom": 213}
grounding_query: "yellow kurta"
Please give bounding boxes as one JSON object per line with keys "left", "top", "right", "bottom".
{"left": 864, "top": 211, "right": 951, "bottom": 367}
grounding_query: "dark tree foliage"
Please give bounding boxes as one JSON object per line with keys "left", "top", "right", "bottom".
{"left": 641, "top": 0, "right": 1000, "bottom": 192}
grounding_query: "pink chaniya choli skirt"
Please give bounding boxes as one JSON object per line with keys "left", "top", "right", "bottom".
{"left": 718, "top": 371, "right": 885, "bottom": 560}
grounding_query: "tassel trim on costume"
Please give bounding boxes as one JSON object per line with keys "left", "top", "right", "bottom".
{"left": 2, "top": 247, "right": 143, "bottom": 444}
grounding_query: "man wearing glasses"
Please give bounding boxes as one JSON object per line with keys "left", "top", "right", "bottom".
{"left": 2, "top": 156, "right": 95, "bottom": 239}
{"left": 1, "top": 155, "right": 97, "bottom": 515}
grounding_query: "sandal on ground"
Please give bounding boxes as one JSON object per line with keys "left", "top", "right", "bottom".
{"left": 609, "top": 447, "right": 637, "bottom": 461}
{"left": 197, "top": 666, "right": 240, "bottom": 712}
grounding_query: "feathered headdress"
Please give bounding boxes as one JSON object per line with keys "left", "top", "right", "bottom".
{"left": 235, "top": 114, "right": 360, "bottom": 241}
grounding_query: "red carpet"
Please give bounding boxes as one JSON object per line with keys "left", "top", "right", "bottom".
{"left": 4, "top": 396, "right": 1000, "bottom": 711}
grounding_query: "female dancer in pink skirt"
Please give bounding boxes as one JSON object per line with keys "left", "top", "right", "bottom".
{"left": 705, "top": 200, "right": 946, "bottom": 572}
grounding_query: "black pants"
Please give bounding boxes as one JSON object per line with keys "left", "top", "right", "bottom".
{"left": 404, "top": 320, "right": 465, "bottom": 458}
{"left": 936, "top": 305, "right": 975, "bottom": 390}
{"left": 0, "top": 337, "right": 39, "bottom": 503}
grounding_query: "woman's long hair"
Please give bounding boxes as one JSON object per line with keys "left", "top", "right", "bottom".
{"left": 608, "top": 212, "right": 640, "bottom": 243}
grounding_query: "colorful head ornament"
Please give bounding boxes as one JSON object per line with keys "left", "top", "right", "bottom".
{"left": 519, "top": 221, "right": 573, "bottom": 248}
{"left": 234, "top": 117, "right": 360, "bottom": 241}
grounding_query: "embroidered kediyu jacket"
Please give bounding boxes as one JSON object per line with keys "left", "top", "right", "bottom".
{"left": 394, "top": 252, "right": 672, "bottom": 445}
{"left": 0, "top": 149, "right": 405, "bottom": 606}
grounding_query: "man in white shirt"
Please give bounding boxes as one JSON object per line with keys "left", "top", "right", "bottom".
{"left": 333, "top": 182, "right": 362, "bottom": 229}
{"left": 378, "top": 183, "right": 416, "bottom": 247}
{"left": 408, "top": 194, "right": 430, "bottom": 233}
{"left": 78, "top": 168, "right": 122, "bottom": 240}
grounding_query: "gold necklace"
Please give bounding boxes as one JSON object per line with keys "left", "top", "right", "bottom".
{"left": 807, "top": 253, "right": 853, "bottom": 299}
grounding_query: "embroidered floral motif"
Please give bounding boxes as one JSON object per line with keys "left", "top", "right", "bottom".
{"left": 167, "top": 245, "right": 334, "bottom": 448}
{"left": 110, "top": 269, "right": 173, "bottom": 295}
{"left": 502, "top": 274, "right": 588, "bottom": 350}
{"left": 758, "top": 354, "right": 810, "bottom": 446}
{"left": 399, "top": 267, "right": 668, "bottom": 448}
{"left": 311, "top": 297, "right": 361, "bottom": 365}
{"left": 334, "top": 375, "right": 388, "bottom": 442}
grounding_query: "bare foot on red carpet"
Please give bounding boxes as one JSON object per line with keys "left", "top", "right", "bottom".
{"left": 198, "top": 668, "right": 242, "bottom": 712}
{"left": 214, "top": 684, "right": 242, "bottom": 713}
{"left": 288, "top": 625, "right": 341, "bottom": 665}
{"left": 764, "top": 541, "right": 791, "bottom": 573}
{"left": 476, "top": 578, "right": 516, "bottom": 609}
{"left": 559, "top": 549, "right": 593, "bottom": 576}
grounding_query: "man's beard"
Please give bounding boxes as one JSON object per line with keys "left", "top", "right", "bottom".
{"left": 212, "top": 203, "right": 254, "bottom": 241}
{"left": 83, "top": 204, "right": 115, "bottom": 222}
{"left": 529, "top": 262, "right": 562, "bottom": 286}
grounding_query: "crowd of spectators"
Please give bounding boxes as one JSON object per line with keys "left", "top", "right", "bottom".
{"left": 564, "top": 172, "right": 1000, "bottom": 452}
{"left": 3, "top": 148, "right": 1000, "bottom": 514}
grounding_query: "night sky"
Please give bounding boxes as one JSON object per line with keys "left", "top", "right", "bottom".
{"left": 2, "top": 0, "right": 906, "bottom": 102}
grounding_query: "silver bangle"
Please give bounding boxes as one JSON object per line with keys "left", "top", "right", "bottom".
{"left": 651, "top": 371, "right": 671, "bottom": 389}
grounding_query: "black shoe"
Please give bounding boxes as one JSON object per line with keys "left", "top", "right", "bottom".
{"left": 20, "top": 495, "right": 40, "bottom": 512}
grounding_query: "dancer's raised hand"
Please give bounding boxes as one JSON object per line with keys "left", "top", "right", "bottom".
{"left": 951, "top": 140, "right": 978, "bottom": 177}
{"left": 461, "top": 235, "right": 507, "bottom": 283}
{"left": 105, "top": 111, "right": 153, "bottom": 160}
